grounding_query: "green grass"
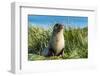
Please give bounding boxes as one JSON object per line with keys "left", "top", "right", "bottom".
{"left": 28, "top": 25, "right": 88, "bottom": 61}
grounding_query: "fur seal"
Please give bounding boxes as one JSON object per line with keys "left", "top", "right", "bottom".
{"left": 47, "top": 23, "right": 65, "bottom": 57}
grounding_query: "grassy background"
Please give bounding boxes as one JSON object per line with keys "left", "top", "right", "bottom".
{"left": 28, "top": 25, "right": 88, "bottom": 61}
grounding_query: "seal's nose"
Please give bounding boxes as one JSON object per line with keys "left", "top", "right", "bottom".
{"left": 60, "top": 24, "right": 64, "bottom": 29}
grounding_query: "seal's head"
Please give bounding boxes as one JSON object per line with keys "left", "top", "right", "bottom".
{"left": 53, "top": 23, "right": 64, "bottom": 33}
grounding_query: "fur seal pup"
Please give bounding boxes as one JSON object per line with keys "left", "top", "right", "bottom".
{"left": 47, "top": 23, "right": 65, "bottom": 57}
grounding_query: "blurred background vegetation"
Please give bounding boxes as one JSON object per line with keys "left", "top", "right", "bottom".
{"left": 28, "top": 25, "right": 88, "bottom": 61}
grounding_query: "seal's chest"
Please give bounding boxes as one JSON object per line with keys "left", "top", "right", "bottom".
{"left": 53, "top": 35, "right": 64, "bottom": 53}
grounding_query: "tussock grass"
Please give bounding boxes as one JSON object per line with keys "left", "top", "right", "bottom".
{"left": 28, "top": 25, "right": 88, "bottom": 61}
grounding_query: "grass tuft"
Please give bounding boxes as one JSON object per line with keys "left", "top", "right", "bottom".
{"left": 28, "top": 25, "right": 88, "bottom": 60}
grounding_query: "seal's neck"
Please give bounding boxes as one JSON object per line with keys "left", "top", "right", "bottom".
{"left": 53, "top": 29, "right": 64, "bottom": 37}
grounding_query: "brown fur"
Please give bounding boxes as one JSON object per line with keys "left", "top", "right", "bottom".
{"left": 47, "top": 23, "right": 65, "bottom": 57}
